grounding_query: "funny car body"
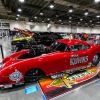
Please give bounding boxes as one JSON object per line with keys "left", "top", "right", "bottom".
{"left": 0, "top": 39, "right": 100, "bottom": 89}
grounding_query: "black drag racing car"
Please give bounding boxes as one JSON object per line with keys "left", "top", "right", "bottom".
{"left": 11, "top": 32, "right": 63, "bottom": 52}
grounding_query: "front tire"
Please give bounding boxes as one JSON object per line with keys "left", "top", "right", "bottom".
{"left": 92, "top": 54, "right": 99, "bottom": 66}
{"left": 24, "top": 68, "right": 43, "bottom": 83}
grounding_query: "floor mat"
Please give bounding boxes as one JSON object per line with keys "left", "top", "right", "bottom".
{"left": 39, "top": 67, "right": 100, "bottom": 100}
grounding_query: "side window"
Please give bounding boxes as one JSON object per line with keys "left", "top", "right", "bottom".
{"left": 70, "top": 44, "right": 89, "bottom": 52}
{"left": 56, "top": 43, "right": 67, "bottom": 52}
{"left": 70, "top": 44, "right": 82, "bottom": 52}
{"left": 82, "top": 44, "right": 89, "bottom": 50}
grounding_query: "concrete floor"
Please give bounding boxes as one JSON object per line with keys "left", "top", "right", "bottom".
{"left": 0, "top": 37, "right": 100, "bottom": 100}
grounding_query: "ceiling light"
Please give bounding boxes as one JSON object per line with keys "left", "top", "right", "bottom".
{"left": 47, "top": 18, "right": 50, "bottom": 20}
{"left": 17, "top": 14, "right": 20, "bottom": 17}
{"left": 98, "top": 22, "right": 100, "bottom": 23}
{"left": 42, "top": 19, "right": 44, "bottom": 22}
{"left": 59, "top": 19, "right": 61, "bottom": 22}
{"left": 92, "top": 24, "right": 94, "bottom": 25}
{"left": 50, "top": 1, "right": 54, "bottom": 9}
{"left": 31, "top": 20, "right": 33, "bottom": 21}
{"left": 40, "top": 10, "right": 43, "bottom": 15}
{"left": 18, "top": 5, "right": 22, "bottom": 12}
{"left": 69, "top": 17, "right": 72, "bottom": 19}
{"left": 69, "top": 6, "right": 73, "bottom": 13}
{"left": 18, "top": 8, "right": 22, "bottom": 12}
{"left": 19, "top": 0, "right": 24, "bottom": 2}
{"left": 96, "top": 15, "right": 100, "bottom": 18}
{"left": 84, "top": 9, "right": 88, "bottom": 16}
{"left": 90, "top": 20, "right": 92, "bottom": 22}
{"left": 69, "top": 21, "right": 71, "bottom": 23}
{"left": 78, "top": 22, "right": 80, "bottom": 24}
{"left": 80, "top": 19, "right": 83, "bottom": 21}
{"left": 94, "top": 0, "right": 100, "bottom": 3}
{"left": 16, "top": 17, "right": 19, "bottom": 20}
{"left": 34, "top": 16, "right": 37, "bottom": 19}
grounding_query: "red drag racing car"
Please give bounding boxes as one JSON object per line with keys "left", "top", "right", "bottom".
{"left": 0, "top": 39, "right": 100, "bottom": 88}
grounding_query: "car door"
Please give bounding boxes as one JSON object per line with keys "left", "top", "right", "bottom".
{"left": 66, "top": 43, "right": 90, "bottom": 70}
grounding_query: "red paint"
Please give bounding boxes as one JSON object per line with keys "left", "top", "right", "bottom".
{"left": 0, "top": 39, "right": 100, "bottom": 85}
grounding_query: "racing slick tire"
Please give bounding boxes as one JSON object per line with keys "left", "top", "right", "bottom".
{"left": 24, "top": 68, "right": 44, "bottom": 83}
{"left": 92, "top": 54, "right": 99, "bottom": 66}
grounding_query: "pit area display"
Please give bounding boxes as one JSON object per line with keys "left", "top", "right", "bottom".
{"left": 39, "top": 67, "right": 100, "bottom": 100}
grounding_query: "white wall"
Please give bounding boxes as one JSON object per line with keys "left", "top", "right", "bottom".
{"left": 77, "top": 27, "right": 91, "bottom": 33}
{"left": 31, "top": 23, "right": 48, "bottom": 32}
{"left": 51, "top": 25, "right": 71, "bottom": 33}
{"left": 1, "top": 19, "right": 100, "bottom": 34}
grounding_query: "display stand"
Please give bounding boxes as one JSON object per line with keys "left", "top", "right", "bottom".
{"left": 39, "top": 67, "right": 100, "bottom": 100}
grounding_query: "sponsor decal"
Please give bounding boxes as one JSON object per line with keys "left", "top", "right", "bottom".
{"left": 70, "top": 56, "right": 88, "bottom": 66}
{"left": 4, "top": 84, "right": 12, "bottom": 88}
{"left": 15, "top": 82, "right": 24, "bottom": 86}
{"left": 47, "top": 68, "right": 98, "bottom": 88}
{"left": 9, "top": 69, "right": 23, "bottom": 83}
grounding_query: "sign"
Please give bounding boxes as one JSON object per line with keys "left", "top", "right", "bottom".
{"left": 25, "top": 86, "right": 38, "bottom": 94}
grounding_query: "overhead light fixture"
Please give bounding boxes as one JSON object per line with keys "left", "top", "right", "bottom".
{"left": 90, "top": 20, "right": 92, "bottom": 22}
{"left": 42, "top": 19, "right": 44, "bottom": 22}
{"left": 78, "top": 22, "right": 80, "bottom": 24}
{"left": 96, "top": 15, "right": 100, "bottom": 18}
{"left": 34, "top": 16, "right": 37, "bottom": 19}
{"left": 55, "top": 12, "right": 59, "bottom": 17}
{"left": 18, "top": 5, "right": 22, "bottom": 12}
{"left": 18, "top": 8, "right": 22, "bottom": 12}
{"left": 47, "top": 18, "right": 50, "bottom": 20}
{"left": 92, "top": 24, "right": 94, "bottom": 25}
{"left": 59, "top": 19, "right": 61, "bottom": 22}
{"left": 50, "top": 1, "right": 54, "bottom": 9}
{"left": 69, "top": 21, "right": 71, "bottom": 23}
{"left": 98, "top": 22, "right": 100, "bottom": 23}
{"left": 94, "top": 0, "right": 100, "bottom": 3}
{"left": 19, "top": 0, "right": 24, "bottom": 2}
{"left": 17, "top": 14, "right": 20, "bottom": 17}
{"left": 40, "top": 10, "right": 43, "bottom": 15}
{"left": 80, "top": 19, "right": 83, "bottom": 21}
{"left": 84, "top": 9, "right": 88, "bottom": 16}
{"left": 69, "top": 17, "right": 72, "bottom": 19}
{"left": 69, "top": 6, "right": 73, "bottom": 13}
{"left": 31, "top": 20, "right": 33, "bottom": 21}
{"left": 16, "top": 17, "right": 19, "bottom": 20}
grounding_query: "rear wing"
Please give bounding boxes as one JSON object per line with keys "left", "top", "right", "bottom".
{"left": 14, "top": 27, "right": 34, "bottom": 36}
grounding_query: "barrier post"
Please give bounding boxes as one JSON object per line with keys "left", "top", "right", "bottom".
{"left": 0, "top": 45, "right": 4, "bottom": 59}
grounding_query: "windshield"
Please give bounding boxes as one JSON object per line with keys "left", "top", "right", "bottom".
{"left": 50, "top": 41, "right": 70, "bottom": 52}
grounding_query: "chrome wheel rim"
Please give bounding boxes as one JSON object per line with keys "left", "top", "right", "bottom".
{"left": 93, "top": 55, "right": 98, "bottom": 63}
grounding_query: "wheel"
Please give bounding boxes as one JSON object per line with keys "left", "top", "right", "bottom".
{"left": 92, "top": 54, "right": 99, "bottom": 66}
{"left": 24, "top": 68, "right": 43, "bottom": 83}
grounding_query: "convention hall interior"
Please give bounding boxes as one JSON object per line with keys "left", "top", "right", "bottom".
{"left": 0, "top": 0, "right": 100, "bottom": 100}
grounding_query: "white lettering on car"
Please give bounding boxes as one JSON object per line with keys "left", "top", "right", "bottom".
{"left": 70, "top": 56, "right": 88, "bottom": 66}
